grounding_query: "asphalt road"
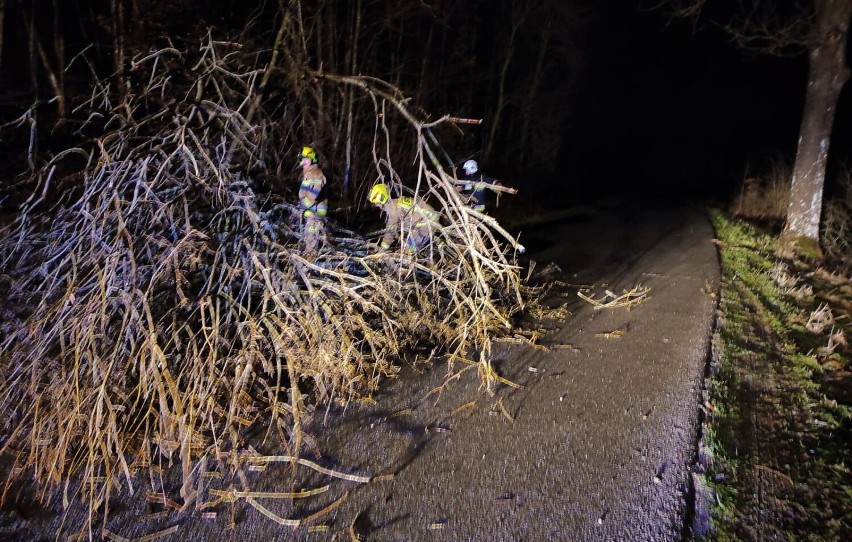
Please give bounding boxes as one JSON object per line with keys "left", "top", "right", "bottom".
{"left": 301, "top": 200, "right": 721, "bottom": 542}
{"left": 4, "top": 199, "right": 720, "bottom": 541}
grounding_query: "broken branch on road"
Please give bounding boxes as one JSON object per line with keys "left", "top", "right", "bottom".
{"left": 578, "top": 284, "right": 651, "bottom": 310}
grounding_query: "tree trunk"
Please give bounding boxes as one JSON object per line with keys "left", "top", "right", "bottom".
{"left": 343, "top": 0, "right": 361, "bottom": 205}
{"left": 110, "top": 0, "right": 127, "bottom": 99}
{"left": 519, "top": 17, "right": 550, "bottom": 164}
{"left": 783, "top": 0, "right": 851, "bottom": 244}
{"left": 51, "top": 0, "right": 66, "bottom": 119}
{"left": 0, "top": 0, "right": 5, "bottom": 76}
{"left": 484, "top": 13, "right": 521, "bottom": 162}
{"left": 23, "top": 0, "right": 37, "bottom": 96}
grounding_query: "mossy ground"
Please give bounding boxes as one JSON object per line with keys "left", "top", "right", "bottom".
{"left": 700, "top": 210, "right": 851, "bottom": 541}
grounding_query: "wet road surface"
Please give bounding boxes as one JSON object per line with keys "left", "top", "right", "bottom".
{"left": 4, "top": 199, "right": 720, "bottom": 541}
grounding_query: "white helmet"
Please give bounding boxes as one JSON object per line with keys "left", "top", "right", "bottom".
{"left": 462, "top": 159, "right": 478, "bottom": 175}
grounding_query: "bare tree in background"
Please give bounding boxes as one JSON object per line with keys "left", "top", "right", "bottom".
{"left": 19, "top": 0, "right": 68, "bottom": 118}
{"left": 0, "top": 0, "right": 5, "bottom": 76}
{"left": 662, "top": 0, "right": 852, "bottom": 252}
{"left": 478, "top": 0, "right": 583, "bottom": 169}
{"left": 0, "top": 0, "right": 583, "bottom": 185}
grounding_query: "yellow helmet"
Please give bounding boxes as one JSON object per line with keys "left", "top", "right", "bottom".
{"left": 299, "top": 146, "right": 317, "bottom": 164}
{"left": 369, "top": 183, "right": 390, "bottom": 205}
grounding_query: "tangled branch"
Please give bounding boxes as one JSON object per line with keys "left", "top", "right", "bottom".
{"left": 0, "top": 33, "right": 531, "bottom": 534}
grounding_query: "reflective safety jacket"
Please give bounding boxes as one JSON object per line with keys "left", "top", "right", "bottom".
{"left": 299, "top": 164, "right": 327, "bottom": 218}
{"left": 459, "top": 172, "right": 498, "bottom": 212}
{"left": 380, "top": 196, "right": 440, "bottom": 250}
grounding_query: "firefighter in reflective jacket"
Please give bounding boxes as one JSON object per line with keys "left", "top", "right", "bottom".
{"left": 368, "top": 183, "right": 439, "bottom": 253}
{"left": 297, "top": 146, "right": 327, "bottom": 253}
{"left": 459, "top": 159, "right": 501, "bottom": 212}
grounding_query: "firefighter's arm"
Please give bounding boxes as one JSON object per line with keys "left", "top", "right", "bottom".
{"left": 379, "top": 207, "right": 398, "bottom": 250}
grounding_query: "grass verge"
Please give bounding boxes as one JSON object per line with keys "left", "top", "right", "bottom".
{"left": 697, "top": 210, "right": 851, "bottom": 541}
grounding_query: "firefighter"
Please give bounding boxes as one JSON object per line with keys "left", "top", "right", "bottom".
{"left": 368, "top": 182, "right": 440, "bottom": 253}
{"left": 297, "top": 146, "right": 327, "bottom": 254}
{"left": 458, "top": 159, "right": 502, "bottom": 212}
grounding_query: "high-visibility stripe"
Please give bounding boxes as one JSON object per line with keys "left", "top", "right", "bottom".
{"left": 303, "top": 202, "right": 328, "bottom": 217}
{"left": 301, "top": 184, "right": 323, "bottom": 195}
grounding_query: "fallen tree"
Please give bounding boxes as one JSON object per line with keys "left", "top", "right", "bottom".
{"left": 0, "top": 33, "right": 530, "bottom": 534}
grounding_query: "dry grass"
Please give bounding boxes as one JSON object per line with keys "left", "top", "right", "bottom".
{"left": 0, "top": 35, "right": 531, "bottom": 534}
{"left": 821, "top": 163, "right": 851, "bottom": 269}
{"left": 821, "top": 199, "right": 851, "bottom": 268}
{"left": 730, "top": 157, "right": 791, "bottom": 221}
{"left": 730, "top": 156, "right": 851, "bottom": 273}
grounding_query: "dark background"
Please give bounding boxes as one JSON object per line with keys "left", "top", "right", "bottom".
{"left": 563, "top": 2, "right": 815, "bottom": 202}
{"left": 0, "top": 0, "right": 849, "bottom": 207}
